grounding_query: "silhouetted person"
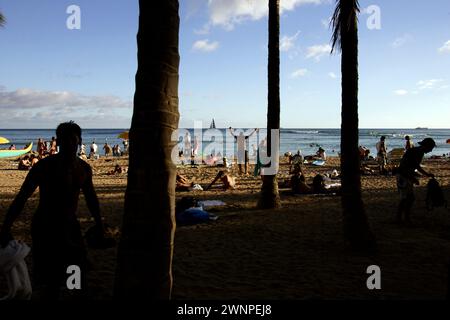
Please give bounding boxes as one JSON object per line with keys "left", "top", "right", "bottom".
{"left": 396, "top": 138, "right": 436, "bottom": 224}
{"left": 0, "top": 121, "right": 105, "bottom": 299}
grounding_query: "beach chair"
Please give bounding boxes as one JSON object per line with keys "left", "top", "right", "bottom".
{"left": 387, "top": 148, "right": 405, "bottom": 166}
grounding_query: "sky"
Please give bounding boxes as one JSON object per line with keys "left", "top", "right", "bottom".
{"left": 0, "top": 0, "right": 449, "bottom": 129}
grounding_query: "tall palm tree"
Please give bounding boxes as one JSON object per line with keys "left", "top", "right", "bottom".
{"left": 114, "top": 0, "right": 180, "bottom": 299}
{"left": 0, "top": 12, "right": 5, "bottom": 27}
{"left": 331, "top": 0, "right": 375, "bottom": 250}
{"left": 259, "top": 0, "right": 281, "bottom": 209}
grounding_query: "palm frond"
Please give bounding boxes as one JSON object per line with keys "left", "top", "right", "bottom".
{"left": 0, "top": 12, "right": 5, "bottom": 27}
{"left": 330, "top": 0, "right": 360, "bottom": 53}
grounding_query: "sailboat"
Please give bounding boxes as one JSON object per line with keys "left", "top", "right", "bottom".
{"left": 209, "top": 118, "right": 216, "bottom": 129}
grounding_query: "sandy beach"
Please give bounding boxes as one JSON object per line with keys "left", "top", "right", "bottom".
{"left": 1, "top": 155, "right": 449, "bottom": 299}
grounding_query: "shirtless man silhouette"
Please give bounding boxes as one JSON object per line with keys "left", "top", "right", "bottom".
{"left": 0, "top": 121, "right": 104, "bottom": 299}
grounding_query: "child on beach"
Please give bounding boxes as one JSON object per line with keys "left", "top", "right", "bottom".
{"left": 0, "top": 121, "right": 106, "bottom": 299}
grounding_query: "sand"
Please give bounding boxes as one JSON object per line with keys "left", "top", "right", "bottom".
{"left": 0, "top": 155, "right": 449, "bottom": 300}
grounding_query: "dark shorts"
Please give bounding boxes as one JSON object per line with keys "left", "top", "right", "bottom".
{"left": 396, "top": 174, "right": 415, "bottom": 201}
{"left": 31, "top": 216, "right": 87, "bottom": 287}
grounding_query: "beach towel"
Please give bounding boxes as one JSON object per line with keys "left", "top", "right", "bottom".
{"left": 176, "top": 208, "right": 218, "bottom": 225}
{"left": 197, "top": 200, "right": 226, "bottom": 209}
{"left": 0, "top": 240, "right": 32, "bottom": 300}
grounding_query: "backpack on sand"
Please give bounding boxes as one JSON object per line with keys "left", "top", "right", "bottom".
{"left": 426, "top": 178, "right": 447, "bottom": 211}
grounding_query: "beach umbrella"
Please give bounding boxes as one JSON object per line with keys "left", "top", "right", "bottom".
{"left": 0, "top": 136, "right": 10, "bottom": 144}
{"left": 117, "top": 131, "right": 129, "bottom": 140}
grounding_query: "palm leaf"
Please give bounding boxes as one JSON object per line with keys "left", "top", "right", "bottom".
{"left": 331, "top": 0, "right": 360, "bottom": 53}
{"left": 0, "top": 12, "right": 5, "bottom": 27}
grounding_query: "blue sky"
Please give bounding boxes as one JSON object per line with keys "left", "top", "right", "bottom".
{"left": 0, "top": 0, "right": 449, "bottom": 129}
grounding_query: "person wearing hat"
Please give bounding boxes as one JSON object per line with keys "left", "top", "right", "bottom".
{"left": 396, "top": 138, "right": 436, "bottom": 224}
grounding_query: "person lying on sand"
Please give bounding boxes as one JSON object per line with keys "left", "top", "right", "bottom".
{"left": 176, "top": 174, "right": 194, "bottom": 191}
{"left": 282, "top": 170, "right": 341, "bottom": 195}
{"left": 107, "top": 164, "right": 128, "bottom": 175}
{"left": 304, "top": 147, "right": 327, "bottom": 162}
{"left": 205, "top": 170, "right": 236, "bottom": 191}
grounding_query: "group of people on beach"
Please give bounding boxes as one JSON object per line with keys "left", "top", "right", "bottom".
{"left": 37, "top": 137, "right": 57, "bottom": 157}
{"left": 77, "top": 140, "right": 127, "bottom": 161}
{"left": 0, "top": 120, "right": 444, "bottom": 300}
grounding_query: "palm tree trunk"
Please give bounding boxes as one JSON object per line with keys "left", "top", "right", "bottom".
{"left": 259, "top": 0, "right": 281, "bottom": 209}
{"left": 334, "top": 0, "right": 375, "bottom": 250}
{"left": 114, "top": 0, "right": 180, "bottom": 299}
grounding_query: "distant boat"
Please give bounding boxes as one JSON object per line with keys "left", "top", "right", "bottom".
{"left": 209, "top": 119, "right": 216, "bottom": 129}
{"left": 0, "top": 142, "right": 33, "bottom": 159}
{"left": 415, "top": 127, "right": 428, "bottom": 130}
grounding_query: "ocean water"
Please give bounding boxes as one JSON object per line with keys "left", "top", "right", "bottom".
{"left": 0, "top": 128, "right": 449, "bottom": 158}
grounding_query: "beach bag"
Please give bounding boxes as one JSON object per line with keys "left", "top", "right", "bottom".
{"left": 426, "top": 178, "right": 447, "bottom": 211}
{"left": 0, "top": 240, "right": 32, "bottom": 300}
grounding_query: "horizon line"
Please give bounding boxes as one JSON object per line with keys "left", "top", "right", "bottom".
{"left": 1, "top": 127, "right": 450, "bottom": 130}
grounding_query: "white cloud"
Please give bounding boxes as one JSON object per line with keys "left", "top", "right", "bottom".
{"left": 0, "top": 87, "right": 131, "bottom": 110}
{"left": 328, "top": 72, "right": 337, "bottom": 79}
{"left": 207, "top": 0, "right": 327, "bottom": 30}
{"left": 417, "top": 79, "right": 444, "bottom": 90}
{"left": 438, "top": 40, "right": 450, "bottom": 54}
{"left": 194, "top": 24, "right": 211, "bottom": 35}
{"left": 305, "top": 44, "right": 332, "bottom": 61}
{"left": 0, "top": 87, "right": 132, "bottom": 128}
{"left": 394, "top": 89, "right": 408, "bottom": 96}
{"left": 280, "top": 31, "right": 301, "bottom": 52}
{"left": 392, "top": 34, "right": 413, "bottom": 48}
{"left": 192, "top": 39, "right": 219, "bottom": 52}
{"left": 291, "top": 68, "right": 308, "bottom": 79}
